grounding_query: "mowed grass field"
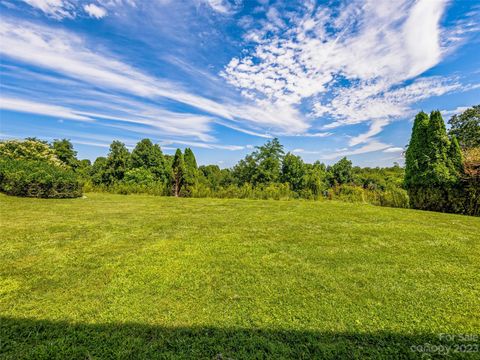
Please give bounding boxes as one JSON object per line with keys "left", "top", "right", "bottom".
{"left": 0, "top": 193, "right": 479, "bottom": 359}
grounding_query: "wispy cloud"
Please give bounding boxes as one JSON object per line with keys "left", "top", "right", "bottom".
{"left": 198, "top": 0, "right": 240, "bottom": 14}
{"left": 383, "top": 147, "right": 404, "bottom": 153}
{"left": 222, "top": 0, "right": 473, "bottom": 145}
{"left": 0, "top": 16, "right": 311, "bottom": 136}
{"left": 441, "top": 106, "right": 470, "bottom": 119}
{"left": 320, "top": 140, "right": 392, "bottom": 160}
{"left": 21, "top": 0, "right": 76, "bottom": 20}
{"left": 0, "top": 96, "right": 93, "bottom": 121}
{"left": 161, "top": 139, "right": 246, "bottom": 151}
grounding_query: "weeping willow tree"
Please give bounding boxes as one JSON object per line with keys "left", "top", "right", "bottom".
{"left": 405, "top": 111, "right": 464, "bottom": 213}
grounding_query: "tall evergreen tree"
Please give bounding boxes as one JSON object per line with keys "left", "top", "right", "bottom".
{"left": 425, "top": 110, "right": 455, "bottom": 185}
{"left": 183, "top": 148, "right": 198, "bottom": 194}
{"left": 171, "top": 149, "right": 185, "bottom": 197}
{"left": 405, "top": 111, "right": 463, "bottom": 212}
{"left": 405, "top": 111, "right": 430, "bottom": 188}
{"left": 448, "top": 135, "right": 464, "bottom": 174}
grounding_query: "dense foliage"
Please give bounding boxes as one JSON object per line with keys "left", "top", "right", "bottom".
{"left": 0, "top": 138, "right": 63, "bottom": 166}
{"left": 0, "top": 158, "right": 82, "bottom": 198}
{"left": 405, "top": 109, "right": 478, "bottom": 215}
{"left": 3, "top": 104, "right": 477, "bottom": 215}
{"left": 81, "top": 137, "right": 407, "bottom": 209}
{"left": 0, "top": 139, "right": 82, "bottom": 198}
{"left": 0, "top": 137, "right": 408, "bottom": 208}
{"left": 448, "top": 105, "right": 480, "bottom": 149}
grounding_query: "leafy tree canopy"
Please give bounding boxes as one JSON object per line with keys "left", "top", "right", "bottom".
{"left": 105, "top": 141, "right": 130, "bottom": 183}
{"left": 130, "top": 138, "right": 166, "bottom": 181}
{"left": 53, "top": 139, "right": 78, "bottom": 169}
{"left": 448, "top": 105, "right": 480, "bottom": 149}
{"left": 281, "top": 152, "right": 305, "bottom": 191}
{"left": 328, "top": 157, "right": 353, "bottom": 186}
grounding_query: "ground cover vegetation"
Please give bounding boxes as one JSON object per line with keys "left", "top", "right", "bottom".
{"left": 0, "top": 193, "right": 479, "bottom": 358}
{"left": 0, "top": 106, "right": 478, "bottom": 214}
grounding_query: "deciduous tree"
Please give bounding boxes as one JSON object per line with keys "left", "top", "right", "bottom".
{"left": 448, "top": 105, "right": 480, "bottom": 149}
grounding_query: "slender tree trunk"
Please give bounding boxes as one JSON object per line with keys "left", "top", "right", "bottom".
{"left": 174, "top": 177, "right": 179, "bottom": 197}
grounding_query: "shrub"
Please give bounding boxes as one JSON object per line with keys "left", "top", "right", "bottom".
{"left": 89, "top": 182, "right": 169, "bottom": 196}
{"left": 0, "top": 159, "right": 82, "bottom": 198}
{"left": 0, "top": 139, "right": 63, "bottom": 166}
{"left": 190, "top": 183, "right": 214, "bottom": 198}
{"left": 459, "top": 147, "right": 480, "bottom": 216}
{"left": 328, "top": 185, "right": 365, "bottom": 203}
{"left": 123, "top": 168, "right": 155, "bottom": 185}
{"left": 378, "top": 187, "right": 409, "bottom": 209}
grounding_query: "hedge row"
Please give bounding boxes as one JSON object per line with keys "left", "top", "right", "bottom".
{"left": 0, "top": 159, "right": 82, "bottom": 198}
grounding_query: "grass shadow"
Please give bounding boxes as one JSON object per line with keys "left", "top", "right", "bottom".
{"left": 0, "top": 317, "right": 477, "bottom": 359}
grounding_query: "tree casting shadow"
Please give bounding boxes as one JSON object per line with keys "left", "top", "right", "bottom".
{"left": 0, "top": 317, "right": 475, "bottom": 359}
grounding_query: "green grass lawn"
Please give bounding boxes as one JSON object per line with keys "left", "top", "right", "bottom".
{"left": 1, "top": 193, "right": 479, "bottom": 359}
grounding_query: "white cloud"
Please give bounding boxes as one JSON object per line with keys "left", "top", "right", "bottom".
{"left": 348, "top": 119, "right": 390, "bottom": 146}
{"left": 441, "top": 106, "right": 470, "bottom": 119}
{"left": 293, "top": 132, "right": 332, "bottom": 138}
{"left": 222, "top": 0, "right": 468, "bottom": 145}
{"left": 0, "top": 96, "right": 93, "bottom": 121}
{"left": 383, "top": 147, "right": 404, "bottom": 153}
{"left": 291, "top": 148, "right": 322, "bottom": 155}
{"left": 320, "top": 140, "right": 392, "bottom": 160}
{"left": 0, "top": 17, "right": 235, "bottom": 119}
{"left": 0, "top": 16, "right": 310, "bottom": 136}
{"left": 201, "top": 0, "right": 239, "bottom": 14}
{"left": 21, "top": 0, "right": 75, "bottom": 19}
{"left": 160, "top": 139, "right": 245, "bottom": 151}
{"left": 84, "top": 3, "right": 107, "bottom": 19}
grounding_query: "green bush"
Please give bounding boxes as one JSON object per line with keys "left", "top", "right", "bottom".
{"left": 328, "top": 185, "right": 364, "bottom": 203}
{"left": 0, "top": 139, "right": 64, "bottom": 166}
{"left": 378, "top": 187, "right": 409, "bottom": 209}
{"left": 326, "top": 185, "right": 409, "bottom": 209}
{"left": 123, "top": 168, "right": 155, "bottom": 185}
{"left": 0, "top": 159, "right": 82, "bottom": 198}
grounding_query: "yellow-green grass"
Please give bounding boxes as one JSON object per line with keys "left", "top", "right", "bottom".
{"left": 0, "top": 193, "right": 479, "bottom": 359}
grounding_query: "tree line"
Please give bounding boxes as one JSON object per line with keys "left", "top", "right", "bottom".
{"left": 0, "top": 105, "right": 478, "bottom": 215}
{"left": 94, "top": 137, "right": 411, "bottom": 204}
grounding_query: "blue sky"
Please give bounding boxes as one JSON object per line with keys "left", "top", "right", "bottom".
{"left": 0, "top": 0, "right": 479, "bottom": 167}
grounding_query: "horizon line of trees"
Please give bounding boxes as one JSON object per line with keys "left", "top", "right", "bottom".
{"left": 86, "top": 137, "right": 404, "bottom": 196}
{"left": 0, "top": 136, "right": 408, "bottom": 206}
{"left": 0, "top": 105, "right": 478, "bottom": 215}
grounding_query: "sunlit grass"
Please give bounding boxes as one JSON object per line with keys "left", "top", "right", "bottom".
{"left": 1, "top": 193, "right": 479, "bottom": 358}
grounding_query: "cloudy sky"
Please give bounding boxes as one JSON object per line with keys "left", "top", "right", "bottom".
{"left": 1, "top": 0, "right": 479, "bottom": 166}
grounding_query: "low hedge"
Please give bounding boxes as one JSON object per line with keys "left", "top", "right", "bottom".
{"left": 0, "top": 158, "right": 82, "bottom": 198}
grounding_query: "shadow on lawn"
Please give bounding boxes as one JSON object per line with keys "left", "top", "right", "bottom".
{"left": 0, "top": 317, "right": 475, "bottom": 359}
